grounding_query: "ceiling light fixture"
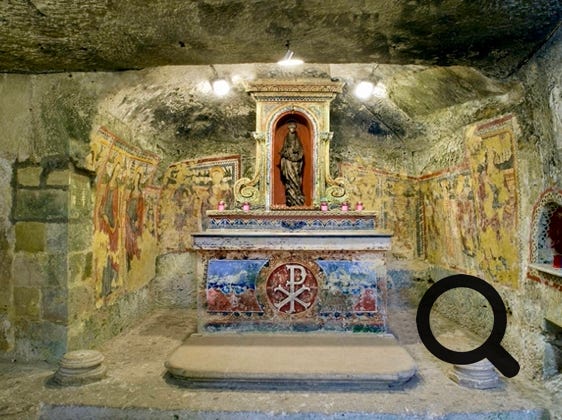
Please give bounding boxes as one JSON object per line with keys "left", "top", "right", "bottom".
{"left": 277, "top": 40, "right": 304, "bottom": 66}
{"left": 354, "top": 81, "right": 374, "bottom": 100}
{"left": 354, "top": 65, "right": 388, "bottom": 100}
{"left": 210, "top": 65, "right": 230, "bottom": 97}
{"left": 212, "top": 79, "right": 230, "bottom": 96}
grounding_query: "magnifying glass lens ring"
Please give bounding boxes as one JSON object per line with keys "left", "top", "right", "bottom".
{"left": 416, "top": 274, "right": 510, "bottom": 366}
{"left": 416, "top": 315, "right": 488, "bottom": 365}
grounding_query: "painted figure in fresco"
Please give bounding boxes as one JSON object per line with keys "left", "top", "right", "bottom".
{"left": 97, "top": 158, "right": 122, "bottom": 297}
{"left": 354, "top": 288, "right": 377, "bottom": 312}
{"left": 549, "top": 208, "right": 562, "bottom": 251}
{"left": 125, "top": 171, "right": 144, "bottom": 270}
{"left": 172, "top": 182, "right": 197, "bottom": 250}
{"left": 456, "top": 176, "right": 476, "bottom": 258}
{"left": 101, "top": 256, "right": 118, "bottom": 297}
{"left": 207, "top": 166, "right": 233, "bottom": 210}
{"left": 145, "top": 201, "right": 156, "bottom": 237}
{"left": 98, "top": 159, "right": 121, "bottom": 253}
{"left": 279, "top": 121, "right": 305, "bottom": 206}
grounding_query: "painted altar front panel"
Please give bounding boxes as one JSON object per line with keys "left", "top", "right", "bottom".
{"left": 197, "top": 250, "right": 388, "bottom": 333}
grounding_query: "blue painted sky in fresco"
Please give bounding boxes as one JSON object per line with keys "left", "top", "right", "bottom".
{"left": 207, "top": 259, "right": 268, "bottom": 294}
{"left": 316, "top": 260, "right": 377, "bottom": 295}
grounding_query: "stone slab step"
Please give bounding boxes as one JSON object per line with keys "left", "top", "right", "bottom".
{"left": 165, "top": 333, "right": 417, "bottom": 389}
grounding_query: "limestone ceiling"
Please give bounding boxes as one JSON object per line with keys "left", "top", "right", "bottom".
{"left": 1, "top": 0, "right": 561, "bottom": 78}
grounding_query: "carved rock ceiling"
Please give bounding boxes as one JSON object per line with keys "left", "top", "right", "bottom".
{"left": 2, "top": 0, "right": 561, "bottom": 78}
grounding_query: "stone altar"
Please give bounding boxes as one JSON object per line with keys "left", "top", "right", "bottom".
{"left": 167, "top": 209, "right": 417, "bottom": 388}
{"left": 193, "top": 210, "right": 391, "bottom": 333}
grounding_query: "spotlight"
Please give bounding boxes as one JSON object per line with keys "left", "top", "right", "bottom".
{"left": 209, "top": 64, "right": 230, "bottom": 97}
{"left": 278, "top": 40, "right": 304, "bottom": 66}
{"left": 354, "top": 81, "right": 374, "bottom": 100}
{"left": 212, "top": 79, "right": 230, "bottom": 96}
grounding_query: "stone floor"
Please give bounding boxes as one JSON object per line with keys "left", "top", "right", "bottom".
{"left": 1, "top": 294, "right": 561, "bottom": 419}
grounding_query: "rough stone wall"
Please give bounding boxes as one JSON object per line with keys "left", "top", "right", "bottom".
{"left": 66, "top": 169, "right": 96, "bottom": 350}
{"left": 11, "top": 161, "right": 70, "bottom": 361}
{"left": 0, "top": 158, "right": 14, "bottom": 354}
{"left": 417, "top": 27, "right": 562, "bottom": 379}
{"left": 512, "top": 26, "right": 562, "bottom": 378}
{"left": 0, "top": 72, "right": 159, "bottom": 362}
{"left": 93, "top": 65, "right": 257, "bottom": 177}
{"left": 0, "top": 74, "right": 73, "bottom": 362}
{"left": 0, "top": 75, "right": 30, "bottom": 357}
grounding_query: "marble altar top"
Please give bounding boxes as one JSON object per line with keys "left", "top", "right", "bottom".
{"left": 205, "top": 210, "right": 378, "bottom": 232}
{"left": 192, "top": 229, "right": 392, "bottom": 251}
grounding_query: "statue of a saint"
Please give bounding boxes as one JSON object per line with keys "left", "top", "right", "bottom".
{"left": 279, "top": 122, "right": 305, "bottom": 206}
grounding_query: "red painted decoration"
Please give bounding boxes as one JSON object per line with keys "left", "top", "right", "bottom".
{"left": 266, "top": 263, "right": 318, "bottom": 314}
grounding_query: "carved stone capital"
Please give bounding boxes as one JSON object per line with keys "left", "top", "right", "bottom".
{"left": 319, "top": 132, "right": 333, "bottom": 143}
{"left": 252, "top": 132, "right": 266, "bottom": 142}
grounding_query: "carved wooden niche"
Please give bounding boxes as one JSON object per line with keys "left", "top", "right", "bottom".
{"left": 272, "top": 113, "right": 313, "bottom": 208}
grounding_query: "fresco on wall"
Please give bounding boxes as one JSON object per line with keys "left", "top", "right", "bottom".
{"left": 85, "top": 127, "right": 115, "bottom": 173}
{"left": 341, "top": 162, "right": 418, "bottom": 259}
{"left": 419, "top": 171, "right": 477, "bottom": 270}
{"left": 420, "top": 116, "right": 519, "bottom": 287}
{"left": 91, "top": 127, "right": 160, "bottom": 304}
{"left": 467, "top": 117, "right": 519, "bottom": 286}
{"left": 158, "top": 155, "right": 240, "bottom": 252}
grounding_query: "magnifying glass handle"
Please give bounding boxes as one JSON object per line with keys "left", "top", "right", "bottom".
{"left": 487, "top": 345, "right": 520, "bottom": 378}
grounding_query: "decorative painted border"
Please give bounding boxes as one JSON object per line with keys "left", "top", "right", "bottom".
{"left": 245, "top": 80, "right": 344, "bottom": 94}
{"left": 206, "top": 211, "right": 376, "bottom": 231}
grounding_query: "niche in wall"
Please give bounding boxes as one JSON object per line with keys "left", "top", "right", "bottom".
{"left": 271, "top": 112, "right": 313, "bottom": 208}
{"left": 529, "top": 189, "right": 562, "bottom": 286}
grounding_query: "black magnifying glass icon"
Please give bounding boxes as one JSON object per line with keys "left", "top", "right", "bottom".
{"left": 416, "top": 274, "right": 520, "bottom": 378}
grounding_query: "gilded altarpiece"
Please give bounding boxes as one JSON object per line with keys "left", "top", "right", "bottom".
{"left": 235, "top": 79, "right": 348, "bottom": 209}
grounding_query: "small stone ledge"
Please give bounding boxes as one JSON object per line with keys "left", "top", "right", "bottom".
{"left": 529, "top": 263, "right": 562, "bottom": 279}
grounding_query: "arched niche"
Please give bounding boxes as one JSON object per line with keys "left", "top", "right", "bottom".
{"left": 528, "top": 189, "right": 562, "bottom": 285}
{"left": 272, "top": 112, "right": 313, "bottom": 208}
{"left": 530, "top": 190, "right": 562, "bottom": 265}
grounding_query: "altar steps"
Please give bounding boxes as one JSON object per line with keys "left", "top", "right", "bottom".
{"left": 165, "top": 333, "right": 417, "bottom": 390}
